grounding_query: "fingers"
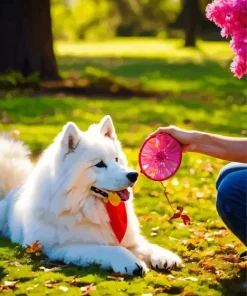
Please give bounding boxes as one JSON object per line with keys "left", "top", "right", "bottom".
{"left": 148, "top": 126, "right": 176, "bottom": 138}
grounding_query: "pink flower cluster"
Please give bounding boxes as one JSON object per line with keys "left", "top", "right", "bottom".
{"left": 206, "top": 0, "right": 247, "bottom": 78}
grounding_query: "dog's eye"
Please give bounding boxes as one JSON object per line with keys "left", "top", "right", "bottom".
{"left": 95, "top": 160, "right": 107, "bottom": 168}
{"left": 115, "top": 157, "right": 118, "bottom": 162}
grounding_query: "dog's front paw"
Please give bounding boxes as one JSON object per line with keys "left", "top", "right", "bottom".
{"left": 110, "top": 247, "right": 148, "bottom": 276}
{"left": 151, "top": 249, "right": 182, "bottom": 270}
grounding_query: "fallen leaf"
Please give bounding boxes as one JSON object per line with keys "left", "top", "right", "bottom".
{"left": 26, "top": 240, "right": 43, "bottom": 253}
{"left": 45, "top": 280, "right": 57, "bottom": 288}
{"left": 11, "top": 128, "right": 21, "bottom": 138}
{"left": 59, "top": 286, "right": 69, "bottom": 292}
{"left": 200, "top": 259, "right": 217, "bottom": 273}
{"left": 195, "top": 191, "right": 204, "bottom": 198}
{"left": 153, "top": 287, "right": 164, "bottom": 293}
{"left": 205, "top": 237, "right": 215, "bottom": 242}
{"left": 220, "top": 243, "right": 235, "bottom": 249}
{"left": 107, "top": 275, "right": 124, "bottom": 281}
{"left": 234, "top": 261, "right": 247, "bottom": 269}
{"left": 68, "top": 276, "right": 79, "bottom": 286}
{"left": 219, "top": 243, "right": 236, "bottom": 253}
{"left": 205, "top": 250, "right": 215, "bottom": 257}
{"left": 223, "top": 254, "right": 239, "bottom": 263}
{"left": 185, "top": 238, "right": 201, "bottom": 250}
{"left": 182, "top": 239, "right": 188, "bottom": 245}
{"left": 11, "top": 261, "right": 22, "bottom": 267}
{"left": 150, "top": 191, "right": 159, "bottom": 197}
{"left": 183, "top": 277, "right": 198, "bottom": 282}
{"left": 213, "top": 230, "right": 229, "bottom": 237}
{"left": 0, "top": 280, "right": 19, "bottom": 292}
{"left": 167, "top": 274, "right": 176, "bottom": 281}
{"left": 169, "top": 236, "right": 180, "bottom": 242}
{"left": 81, "top": 283, "right": 96, "bottom": 295}
{"left": 40, "top": 266, "right": 61, "bottom": 273}
{"left": 188, "top": 268, "right": 202, "bottom": 275}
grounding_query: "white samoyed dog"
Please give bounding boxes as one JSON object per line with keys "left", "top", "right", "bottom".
{"left": 0, "top": 116, "right": 181, "bottom": 275}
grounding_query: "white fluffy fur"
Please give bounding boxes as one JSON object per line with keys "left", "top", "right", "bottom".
{"left": 0, "top": 116, "right": 182, "bottom": 275}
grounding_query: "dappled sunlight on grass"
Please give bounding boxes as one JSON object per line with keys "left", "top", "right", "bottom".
{"left": 55, "top": 38, "right": 232, "bottom": 61}
{"left": 0, "top": 39, "right": 246, "bottom": 295}
{"left": 55, "top": 38, "right": 246, "bottom": 97}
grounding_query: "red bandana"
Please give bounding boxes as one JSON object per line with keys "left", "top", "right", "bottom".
{"left": 105, "top": 201, "right": 127, "bottom": 243}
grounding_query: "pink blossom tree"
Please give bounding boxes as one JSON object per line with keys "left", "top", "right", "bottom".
{"left": 206, "top": 0, "right": 247, "bottom": 79}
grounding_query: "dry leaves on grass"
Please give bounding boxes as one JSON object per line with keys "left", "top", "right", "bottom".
{"left": 107, "top": 272, "right": 131, "bottom": 281}
{"left": 166, "top": 274, "right": 198, "bottom": 282}
{"left": 68, "top": 276, "right": 79, "bottom": 286}
{"left": 26, "top": 240, "right": 43, "bottom": 253}
{"left": 213, "top": 230, "right": 229, "bottom": 238}
{"left": 0, "top": 280, "right": 19, "bottom": 292}
{"left": 219, "top": 243, "right": 238, "bottom": 254}
{"left": 11, "top": 128, "right": 21, "bottom": 138}
{"left": 199, "top": 258, "right": 217, "bottom": 273}
{"left": 67, "top": 277, "right": 97, "bottom": 294}
{"left": 150, "top": 226, "right": 159, "bottom": 236}
{"left": 188, "top": 268, "right": 203, "bottom": 275}
{"left": 234, "top": 261, "right": 247, "bottom": 269}
{"left": 223, "top": 254, "right": 240, "bottom": 263}
{"left": 81, "top": 283, "right": 97, "bottom": 295}
{"left": 45, "top": 280, "right": 58, "bottom": 288}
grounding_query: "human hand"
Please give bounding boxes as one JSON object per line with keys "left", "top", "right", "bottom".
{"left": 149, "top": 126, "right": 198, "bottom": 153}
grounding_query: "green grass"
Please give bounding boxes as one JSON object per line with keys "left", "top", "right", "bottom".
{"left": 0, "top": 38, "right": 246, "bottom": 295}
{"left": 55, "top": 38, "right": 247, "bottom": 97}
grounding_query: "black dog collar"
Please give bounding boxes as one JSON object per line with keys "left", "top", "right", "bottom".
{"left": 91, "top": 186, "right": 108, "bottom": 198}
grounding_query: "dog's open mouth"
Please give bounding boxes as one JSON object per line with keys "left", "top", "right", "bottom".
{"left": 91, "top": 186, "right": 130, "bottom": 201}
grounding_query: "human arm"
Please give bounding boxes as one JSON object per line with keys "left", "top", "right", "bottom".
{"left": 150, "top": 126, "right": 247, "bottom": 163}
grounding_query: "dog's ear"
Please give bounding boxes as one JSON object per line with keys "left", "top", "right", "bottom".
{"left": 61, "top": 122, "right": 80, "bottom": 149}
{"left": 99, "top": 115, "right": 116, "bottom": 140}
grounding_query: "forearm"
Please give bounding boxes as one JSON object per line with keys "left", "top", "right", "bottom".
{"left": 190, "top": 132, "right": 247, "bottom": 163}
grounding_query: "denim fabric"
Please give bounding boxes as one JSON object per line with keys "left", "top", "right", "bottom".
{"left": 216, "top": 163, "right": 247, "bottom": 246}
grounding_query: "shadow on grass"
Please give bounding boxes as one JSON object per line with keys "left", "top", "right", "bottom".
{"left": 0, "top": 238, "right": 18, "bottom": 281}
{"left": 217, "top": 269, "right": 247, "bottom": 296}
{"left": 57, "top": 56, "right": 246, "bottom": 98}
{"left": 0, "top": 266, "right": 7, "bottom": 281}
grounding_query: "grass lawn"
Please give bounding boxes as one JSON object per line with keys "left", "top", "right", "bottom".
{"left": 0, "top": 38, "right": 246, "bottom": 295}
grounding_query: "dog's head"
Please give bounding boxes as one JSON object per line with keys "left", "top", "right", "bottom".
{"left": 51, "top": 116, "right": 138, "bottom": 214}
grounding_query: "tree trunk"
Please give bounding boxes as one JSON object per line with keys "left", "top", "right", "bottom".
{"left": 183, "top": 0, "right": 201, "bottom": 47}
{"left": 0, "top": 0, "right": 59, "bottom": 80}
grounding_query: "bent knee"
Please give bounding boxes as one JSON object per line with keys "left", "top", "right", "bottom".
{"left": 216, "top": 163, "right": 247, "bottom": 189}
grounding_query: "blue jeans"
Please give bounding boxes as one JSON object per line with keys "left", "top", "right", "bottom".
{"left": 216, "top": 163, "right": 247, "bottom": 246}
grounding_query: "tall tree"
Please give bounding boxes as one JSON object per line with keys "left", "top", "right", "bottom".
{"left": 0, "top": 0, "right": 59, "bottom": 80}
{"left": 183, "top": 0, "right": 202, "bottom": 47}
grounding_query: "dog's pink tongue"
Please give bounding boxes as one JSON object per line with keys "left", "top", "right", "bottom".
{"left": 118, "top": 189, "right": 130, "bottom": 201}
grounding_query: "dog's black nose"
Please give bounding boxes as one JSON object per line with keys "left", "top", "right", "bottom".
{"left": 126, "top": 172, "right": 138, "bottom": 183}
